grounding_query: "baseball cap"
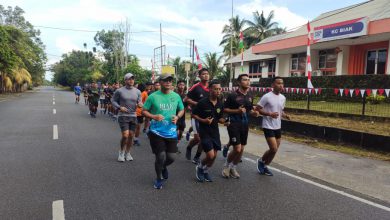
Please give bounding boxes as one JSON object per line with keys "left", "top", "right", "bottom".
{"left": 124, "top": 73, "right": 134, "bottom": 80}
{"left": 159, "top": 72, "right": 174, "bottom": 80}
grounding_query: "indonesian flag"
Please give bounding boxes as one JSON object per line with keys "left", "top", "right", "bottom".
{"left": 239, "top": 32, "right": 244, "bottom": 72}
{"left": 194, "top": 45, "right": 202, "bottom": 70}
{"left": 306, "top": 21, "right": 314, "bottom": 89}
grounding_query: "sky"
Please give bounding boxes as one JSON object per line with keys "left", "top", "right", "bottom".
{"left": 2, "top": 0, "right": 365, "bottom": 80}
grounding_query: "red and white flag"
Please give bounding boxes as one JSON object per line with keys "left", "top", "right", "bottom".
{"left": 306, "top": 21, "right": 314, "bottom": 89}
{"left": 194, "top": 45, "right": 202, "bottom": 70}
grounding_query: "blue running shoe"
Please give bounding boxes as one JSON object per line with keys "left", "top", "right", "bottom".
{"left": 153, "top": 179, "right": 163, "bottom": 189}
{"left": 257, "top": 158, "right": 265, "bottom": 174}
{"left": 133, "top": 139, "right": 140, "bottom": 146}
{"left": 162, "top": 168, "right": 168, "bottom": 180}
{"left": 263, "top": 166, "right": 273, "bottom": 176}
{"left": 222, "top": 145, "right": 229, "bottom": 158}
{"left": 186, "top": 131, "right": 190, "bottom": 141}
{"left": 196, "top": 166, "right": 205, "bottom": 182}
{"left": 204, "top": 172, "right": 213, "bottom": 182}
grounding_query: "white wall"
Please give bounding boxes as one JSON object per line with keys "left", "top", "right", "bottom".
{"left": 311, "top": 49, "right": 319, "bottom": 74}
{"left": 233, "top": 64, "right": 250, "bottom": 78}
{"left": 276, "top": 54, "right": 290, "bottom": 77}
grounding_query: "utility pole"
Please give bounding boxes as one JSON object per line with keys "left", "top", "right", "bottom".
{"left": 229, "top": 0, "right": 233, "bottom": 89}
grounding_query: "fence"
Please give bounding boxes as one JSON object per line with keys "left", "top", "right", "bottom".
{"left": 222, "top": 87, "right": 390, "bottom": 119}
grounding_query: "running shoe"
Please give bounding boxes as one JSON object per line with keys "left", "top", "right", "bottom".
{"left": 185, "top": 148, "right": 191, "bottom": 160}
{"left": 257, "top": 159, "right": 265, "bottom": 174}
{"left": 263, "top": 167, "right": 273, "bottom": 176}
{"left": 133, "top": 139, "right": 140, "bottom": 146}
{"left": 162, "top": 168, "right": 169, "bottom": 180}
{"left": 125, "top": 153, "right": 133, "bottom": 161}
{"left": 192, "top": 157, "right": 200, "bottom": 165}
{"left": 222, "top": 145, "right": 229, "bottom": 158}
{"left": 222, "top": 165, "right": 231, "bottom": 178}
{"left": 118, "top": 151, "right": 125, "bottom": 162}
{"left": 196, "top": 166, "right": 205, "bottom": 182}
{"left": 153, "top": 179, "right": 163, "bottom": 189}
{"left": 203, "top": 172, "right": 213, "bottom": 182}
{"left": 230, "top": 168, "right": 240, "bottom": 179}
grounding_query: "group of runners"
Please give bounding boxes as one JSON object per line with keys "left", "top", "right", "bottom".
{"left": 73, "top": 68, "right": 290, "bottom": 189}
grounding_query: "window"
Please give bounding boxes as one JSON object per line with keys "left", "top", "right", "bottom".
{"left": 291, "top": 53, "right": 306, "bottom": 71}
{"left": 268, "top": 59, "right": 276, "bottom": 73}
{"left": 249, "top": 62, "right": 261, "bottom": 74}
{"left": 318, "top": 49, "right": 337, "bottom": 69}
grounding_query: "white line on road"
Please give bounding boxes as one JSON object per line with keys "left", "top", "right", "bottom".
{"left": 52, "top": 200, "right": 65, "bottom": 220}
{"left": 53, "top": 125, "right": 58, "bottom": 140}
{"left": 53, "top": 109, "right": 56, "bottom": 114}
{"left": 53, "top": 101, "right": 55, "bottom": 105}
{"left": 242, "top": 157, "right": 390, "bottom": 212}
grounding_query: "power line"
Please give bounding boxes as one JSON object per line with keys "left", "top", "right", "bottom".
{"left": 34, "top": 25, "right": 159, "bottom": 33}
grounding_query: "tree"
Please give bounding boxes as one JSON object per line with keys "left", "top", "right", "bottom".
{"left": 220, "top": 15, "right": 246, "bottom": 57}
{"left": 0, "top": 5, "right": 47, "bottom": 90}
{"left": 244, "top": 10, "right": 286, "bottom": 46}
{"left": 51, "top": 50, "right": 101, "bottom": 87}
{"left": 204, "top": 52, "right": 224, "bottom": 80}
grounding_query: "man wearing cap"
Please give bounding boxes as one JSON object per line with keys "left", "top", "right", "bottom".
{"left": 143, "top": 72, "right": 184, "bottom": 189}
{"left": 112, "top": 73, "right": 142, "bottom": 162}
{"left": 222, "top": 73, "right": 259, "bottom": 179}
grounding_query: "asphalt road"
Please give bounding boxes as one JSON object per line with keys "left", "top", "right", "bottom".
{"left": 0, "top": 87, "right": 389, "bottom": 220}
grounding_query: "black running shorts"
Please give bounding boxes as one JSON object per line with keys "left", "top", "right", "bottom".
{"left": 148, "top": 132, "right": 178, "bottom": 154}
{"left": 263, "top": 128, "right": 282, "bottom": 139}
{"left": 227, "top": 122, "right": 249, "bottom": 146}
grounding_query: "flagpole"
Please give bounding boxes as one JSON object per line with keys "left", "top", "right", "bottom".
{"left": 229, "top": 0, "right": 233, "bottom": 90}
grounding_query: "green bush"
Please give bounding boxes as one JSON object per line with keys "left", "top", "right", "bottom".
{"left": 367, "top": 95, "right": 386, "bottom": 105}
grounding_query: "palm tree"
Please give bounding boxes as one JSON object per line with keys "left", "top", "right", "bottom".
{"left": 244, "top": 10, "right": 286, "bottom": 46}
{"left": 220, "top": 15, "right": 246, "bottom": 57}
{"left": 204, "top": 52, "right": 224, "bottom": 80}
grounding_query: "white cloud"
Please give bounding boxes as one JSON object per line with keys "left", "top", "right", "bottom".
{"left": 55, "top": 37, "right": 81, "bottom": 53}
{"left": 236, "top": 0, "right": 307, "bottom": 30}
{"left": 26, "top": 0, "right": 125, "bottom": 25}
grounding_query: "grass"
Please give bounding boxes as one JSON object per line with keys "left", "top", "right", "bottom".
{"left": 252, "top": 96, "right": 390, "bottom": 118}
{"left": 288, "top": 113, "right": 390, "bottom": 136}
{"left": 250, "top": 128, "right": 390, "bottom": 161}
{"left": 286, "top": 100, "right": 390, "bottom": 117}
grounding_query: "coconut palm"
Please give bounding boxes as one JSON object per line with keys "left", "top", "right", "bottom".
{"left": 204, "top": 52, "right": 224, "bottom": 80}
{"left": 244, "top": 10, "right": 286, "bottom": 46}
{"left": 220, "top": 15, "right": 246, "bottom": 57}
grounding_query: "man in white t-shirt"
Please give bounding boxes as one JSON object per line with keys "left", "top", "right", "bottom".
{"left": 255, "top": 77, "right": 290, "bottom": 176}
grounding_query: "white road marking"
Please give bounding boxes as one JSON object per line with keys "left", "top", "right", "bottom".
{"left": 53, "top": 109, "right": 56, "bottom": 114}
{"left": 53, "top": 125, "right": 58, "bottom": 140}
{"left": 242, "top": 157, "right": 390, "bottom": 212}
{"left": 53, "top": 101, "right": 55, "bottom": 105}
{"left": 52, "top": 200, "right": 65, "bottom": 220}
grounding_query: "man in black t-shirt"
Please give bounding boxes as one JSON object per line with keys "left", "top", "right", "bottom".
{"left": 222, "top": 74, "right": 260, "bottom": 179}
{"left": 192, "top": 80, "right": 226, "bottom": 182}
{"left": 185, "top": 68, "right": 210, "bottom": 164}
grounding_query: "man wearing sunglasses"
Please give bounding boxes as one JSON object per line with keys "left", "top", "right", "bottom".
{"left": 112, "top": 73, "right": 142, "bottom": 162}
{"left": 143, "top": 72, "right": 185, "bottom": 189}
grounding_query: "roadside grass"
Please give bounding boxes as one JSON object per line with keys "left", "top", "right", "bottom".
{"left": 287, "top": 113, "right": 390, "bottom": 136}
{"left": 250, "top": 127, "right": 390, "bottom": 161}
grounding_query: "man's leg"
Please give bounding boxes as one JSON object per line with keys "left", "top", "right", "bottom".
{"left": 262, "top": 137, "right": 280, "bottom": 165}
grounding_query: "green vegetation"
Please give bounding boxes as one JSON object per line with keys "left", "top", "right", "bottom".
{"left": 0, "top": 5, "right": 47, "bottom": 93}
